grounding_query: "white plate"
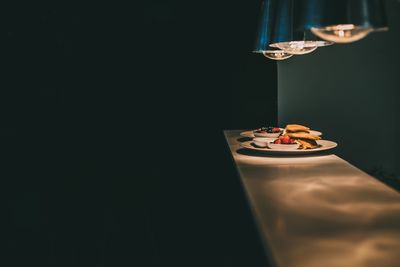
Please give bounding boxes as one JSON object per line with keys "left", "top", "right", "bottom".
{"left": 240, "top": 129, "right": 323, "bottom": 138}
{"left": 239, "top": 140, "right": 337, "bottom": 154}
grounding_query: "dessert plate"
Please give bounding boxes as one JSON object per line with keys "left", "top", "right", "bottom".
{"left": 239, "top": 140, "right": 337, "bottom": 154}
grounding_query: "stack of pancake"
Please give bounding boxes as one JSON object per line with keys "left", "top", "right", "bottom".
{"left": 284, "top": 124, "right": 321, "bottom": 149}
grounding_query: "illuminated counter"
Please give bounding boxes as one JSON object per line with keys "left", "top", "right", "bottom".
{"left": 224, "top": 130, "right": 400, "bottom": 267}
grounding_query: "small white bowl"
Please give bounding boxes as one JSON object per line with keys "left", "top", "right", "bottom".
{"left": 253, "top": 130, "right": 282, "bottom": 138}
{"left": 253, "top": 137, "right": 274, "bottom": 148}
{"left": 268, "top": 142, "right": 300, "bottom": 150}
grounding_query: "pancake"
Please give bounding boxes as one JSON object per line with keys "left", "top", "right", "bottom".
{"left": 286, "top": 132, "right": 321, "bottom": 140}
{"left": 297, "top": 139, "right": 319, "bottom": 150}
{"left": 286, "top": 124, "right": 310, "bottom": 133}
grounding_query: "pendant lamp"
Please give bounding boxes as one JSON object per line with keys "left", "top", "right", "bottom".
{"left": 297, "top": 0, "right": 388, "bottom": 44}
{"left": 268, "top": 0, "right": 333, "bottom": 55}
{"left": 254, "top": 0, "right": 333, "bottom": 59}
{"left": 253, "top": 0, "right": 293, "bottom": 60}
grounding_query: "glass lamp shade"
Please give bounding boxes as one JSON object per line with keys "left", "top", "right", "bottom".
{"left": 262, "top": 50, "right": 293, "bottom": 60}
{"left": 270, "top": 39, "right": 332, "bottom": 55}
{"left": 270, "top": 41, "right": 317, "bottom": 55}
{"left": 311, "top": 24, "right": 372, "bottom": 43}
{"left": 297, "top": 0, "right": 388, "bottom": 44}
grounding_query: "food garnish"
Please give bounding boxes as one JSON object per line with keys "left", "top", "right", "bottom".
{"left": 273, "top": 135, "right": 297, "bottom": 145}
{"left": 255, "top": 126, "right": 281, "bottom": 133}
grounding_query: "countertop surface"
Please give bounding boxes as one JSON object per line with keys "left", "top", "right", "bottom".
{"left": 224, "top": 130, "right": 400, "bottom": 267}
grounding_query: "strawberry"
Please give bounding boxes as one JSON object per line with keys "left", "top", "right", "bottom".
{"left": 281, "top": 135, "right": 291, "bottom": 144}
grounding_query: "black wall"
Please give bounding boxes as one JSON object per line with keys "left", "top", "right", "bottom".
{"left": 3, "top": 1, "right": 277, "bottom": 267}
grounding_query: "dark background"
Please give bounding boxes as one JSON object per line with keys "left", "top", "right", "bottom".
{"left": 3, "top": 1, "right": 277, "bottom": 267}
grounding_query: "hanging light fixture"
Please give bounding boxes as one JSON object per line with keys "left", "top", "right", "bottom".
{"left": 268, "top": 0, "right": 333, "bottom": 55}
{"left": 254, "top": 0, "right": 332, "bottom": 59}
{"left": 253, "top": 0, "right": 293, "bottom": 60}
{"left": 298, "top": 0, "right": 388, "bottom": 44}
